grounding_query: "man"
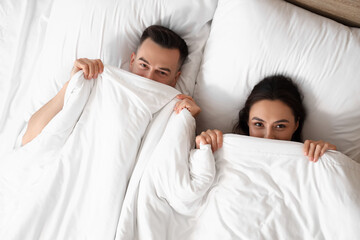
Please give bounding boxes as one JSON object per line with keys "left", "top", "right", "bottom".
{"left": 22, "top": 25, "right": 200, "bottom": 145}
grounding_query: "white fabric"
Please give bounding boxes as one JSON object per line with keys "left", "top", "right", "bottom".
{"left": 122, "top": 132, "right": 360, "bottom": 240}
{"left": 194, "top": 0, "right": 360, "bottom": 162}
{"left": 0, "top": 0, "right": 217, "bottom": 155}
{"left": 0, "top": 65, "right": 180, "bottom": 239}
{"left": 117, "top": 109, "right": 215, "bottom": 240}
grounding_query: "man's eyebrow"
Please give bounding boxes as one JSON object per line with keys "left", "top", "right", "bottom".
{"left": 138, "top": 57, "right": 150, "bottom": 64}
{"left": 138, "top": 57, "right": 171, "bottom": 73}
{"left": 159, "top": 67, "right": 171, "bottom": 73}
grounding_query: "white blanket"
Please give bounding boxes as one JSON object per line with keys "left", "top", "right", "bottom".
{"left": 119, "top": 122, "right": 360, "bottom": 239}
{"left": 0, "top": 66, "right": 180, "bottom": 239}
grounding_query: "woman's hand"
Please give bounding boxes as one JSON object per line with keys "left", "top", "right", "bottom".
{"left": 196, "top": 129, "right": 223, "bottom": 153}
{"left": 303, "top": 140, "right": 337, "bottom": 162}
{"left": 174, "top": 94, "right": 201, "bottom": 117}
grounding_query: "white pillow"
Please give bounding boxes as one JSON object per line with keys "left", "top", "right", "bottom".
{"left": 28, "top": 0, "right": 217, "bottom": 116}
{"left": 194, "top": 0, "right": 360, "bottom": 162}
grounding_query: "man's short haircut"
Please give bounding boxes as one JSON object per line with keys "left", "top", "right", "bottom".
{"left": 139, "top": 25, "right": 189, "bottom": 68}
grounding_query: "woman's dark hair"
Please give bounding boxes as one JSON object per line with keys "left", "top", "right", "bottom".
{"left": 139, "top": 25, "right": 188, "bottom": 68}
{"left": 233, "top": 75, "right": 306, "bottom": 142}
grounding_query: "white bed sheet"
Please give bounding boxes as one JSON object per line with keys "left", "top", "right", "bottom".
{"left": 0, "top": 65, "right": 180, "bottom": 239}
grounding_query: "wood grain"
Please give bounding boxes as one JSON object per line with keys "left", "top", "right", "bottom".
{"left": 286, "top": 0, "right": 360, "bottom": 27}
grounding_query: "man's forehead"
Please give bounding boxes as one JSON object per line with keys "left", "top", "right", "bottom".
{"left": 136, "top": 38, "right": 180, "bottom": 69}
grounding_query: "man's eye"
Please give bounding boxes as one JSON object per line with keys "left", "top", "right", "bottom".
{"left": 159, "top": 71, "right": 167, "bottom": 76}
{"left": 140, "top": 63, "right": 147, "bottom": 68}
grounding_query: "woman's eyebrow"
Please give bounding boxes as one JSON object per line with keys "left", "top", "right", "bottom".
{"left": 274, "top": 119, "right": 290, "bottom": 123}
{"left": 251, "top": 117, "right": 264, "bottom": 122}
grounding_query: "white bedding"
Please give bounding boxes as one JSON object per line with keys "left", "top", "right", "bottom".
{"left": 1, "top": 0, "right": 360, "bottom": 239}
{"left": 0, "top": 65, "right": 180, "bottom": 239}
{"left": 119, "top": 120, "right": 360, "bottom": 239}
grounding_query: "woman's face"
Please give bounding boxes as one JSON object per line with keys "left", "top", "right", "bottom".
{"left": 248, "top": 100, "right": 299, "bottom": 141}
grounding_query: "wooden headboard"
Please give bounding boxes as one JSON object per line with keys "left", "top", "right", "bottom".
{"left": 286, "top": 0, "right": 360, "bottom": 27}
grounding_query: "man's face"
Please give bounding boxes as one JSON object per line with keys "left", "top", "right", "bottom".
{"left": 129, "top": 38, "right": 181, "bottom": 87}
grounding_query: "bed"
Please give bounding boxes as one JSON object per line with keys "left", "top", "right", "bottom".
{"left": 0, "top": 0, "right": 359, "bottom": 239}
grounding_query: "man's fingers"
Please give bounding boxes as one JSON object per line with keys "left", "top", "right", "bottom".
{"left": 176, "top": 94, "right": 194, "bottom": 101}
{"left": 85, "top": 59, "right": 95, "bottom": 79}
{"left": 95, "top": 61, "right": 100, "bottom": 78}
{"left": 73, "top": 58, "right": 104, "bottom": 80}
{"left": 76, "top": 59, "right": 89, "bottom": 79}
{"left": 96, "top": 59, "right": 104, "bottom": 73}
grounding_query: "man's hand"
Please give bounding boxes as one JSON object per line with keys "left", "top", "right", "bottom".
{"left": 71, "top": 58, "right": 104, "bottom": 80}
{"left": 174, "top": 94, "right": 201, "bottom": 117}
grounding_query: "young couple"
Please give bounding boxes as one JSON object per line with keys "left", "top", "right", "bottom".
{"left": 23, "top": 25, "right": 336, "bottom": 161}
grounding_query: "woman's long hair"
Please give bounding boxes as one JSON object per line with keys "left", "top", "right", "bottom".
{"left": 233, "top": 75, "right": 306, "bottom": 142}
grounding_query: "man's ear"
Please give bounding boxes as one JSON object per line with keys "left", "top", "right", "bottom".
{"left": 171, "top": 71, "right": 181, "bottom": 87}
{"left": 129, "top": 52, "right": 136, "bottom": 70}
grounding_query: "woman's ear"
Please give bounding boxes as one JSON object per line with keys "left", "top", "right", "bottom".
{"left": 294, "top": 118, "right": 300, "bottom": 131}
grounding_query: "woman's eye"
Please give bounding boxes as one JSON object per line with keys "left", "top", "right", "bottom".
{"left": 276, "top": 124, "right": 286, "bottom": 129}
{"left": 254, "top": 122, "right": 263, "bottom": 127}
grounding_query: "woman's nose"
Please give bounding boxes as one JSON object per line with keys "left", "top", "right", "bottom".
{"left": 264, "top": 128, "right": 275, "bottom": 139}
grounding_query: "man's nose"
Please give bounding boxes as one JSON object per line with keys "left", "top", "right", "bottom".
{"left": 145, "top": 70, "right": 155, "bottom": 80}
{"left": 264, "top": 128, "right": 275, "bottom": 139}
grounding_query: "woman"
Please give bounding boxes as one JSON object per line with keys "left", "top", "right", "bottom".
{"left": 196, "top": 75, "right": 336, "bottom": 162}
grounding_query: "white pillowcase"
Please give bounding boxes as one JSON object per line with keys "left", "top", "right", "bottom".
{"left": 194, "top": 0, "right": 360, "bottom": 162}
{"left": 28, "top": 0, "right": 217, "bottom": 117}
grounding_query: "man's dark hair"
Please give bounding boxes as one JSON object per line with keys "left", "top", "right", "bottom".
{"left": 233, "top": 75, "right": 306, "bottom": 142}
{"left": 139, "top": 25, "right": 188, "bottom": 68}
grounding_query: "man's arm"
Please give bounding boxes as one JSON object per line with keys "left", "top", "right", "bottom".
{"left": 21, "top": 58, "right": 104, "bottom": 146}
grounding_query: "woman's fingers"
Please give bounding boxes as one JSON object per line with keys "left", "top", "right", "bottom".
{"left": 214, "top": 129, "right": 223, "bottom": 149}
{"left": 195, "top": 129, "right": 223, "bottom": 153}
{"left": 303, "top": 140, "right": 337, "bottom": 162}
{"left": 307, "top": 141, "right": 316, "bottom": 161}
{"left": 313, "top": 144, "right": 323, "bottom": 162}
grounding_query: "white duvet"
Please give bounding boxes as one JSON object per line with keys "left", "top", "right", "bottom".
{"left": 0, "top": 66, "right": 180, "bottom": 239}
{"left": 1, "top": 67, "right": 359, "bottom": 240}
{"left": 118, "top": 114, "right": 360, "bottom": 239}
